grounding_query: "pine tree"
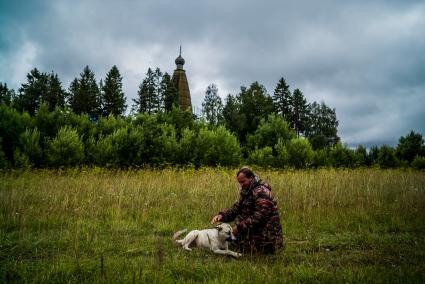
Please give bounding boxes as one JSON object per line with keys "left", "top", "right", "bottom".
{"left": 16, "top": 69, "right": 66, "bottom": 113}
{"left": 133, "top": 68, "right": 158, "bottom": 114}
{"left": 0, "top": 83, "right": 14, "bottom": 106}
{"left": 272, "top": 77, "right": 292, "bottom": 123}
{"left": 153, "top": 68, "right": 163, "bottom": 112}
{"left": 101, "top": 65, "right": 126, "bottom": 116}
{"left": 16, "top": 68, "right": 49, "bottom": 115}
{"left": 68, "top": 66, "right": 101, "bottom": 117}
{"left": 161, "top": 73, "right": 178, "bottom": 112}
{"left": 43, "top": 72, "right": 66, "bottom": 111}
{"left": 201, "top": 84, "right": 223, "bottom": 126}
{"left": 291, "top": 89, "right": 309, "bottom": 137}
{"left": 223, "top": 94, "right": 246, "bottom": 142}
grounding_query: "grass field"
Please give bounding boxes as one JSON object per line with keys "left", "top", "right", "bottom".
{"left": 1, "top": 168, "right": 425, "bottom": 283}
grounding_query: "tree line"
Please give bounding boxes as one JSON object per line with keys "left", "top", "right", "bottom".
{"left": 0, "top": 65, "right": 424, "bottom": 169}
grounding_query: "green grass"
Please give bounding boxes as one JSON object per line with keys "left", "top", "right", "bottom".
{"left": 1, "top": 168, "right": 425, "bottom": 283}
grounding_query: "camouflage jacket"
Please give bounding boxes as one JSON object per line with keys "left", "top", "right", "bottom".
{"left": 219, "top": 176, "right": 283, "bottom": 253}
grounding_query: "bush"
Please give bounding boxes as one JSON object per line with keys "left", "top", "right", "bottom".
{"left": 46, "top": 126, "right": 85, "bottom": 167}
{"left": 329, "top": 143, "right": 355, "bottom": 168}
{"left": 0, "top": 138, "right": 10, "bottom": 169}
{"left": 311, "top": 147, "right": 331, "bottom": 168}
{"left": 246, "top": 113, "right": 295, "bottom": 151}
{"left": 31, "top": 104, "right": 64, "bottom": 141}
{"left": 353, "top": 145, "right": 367, "bottom": 167}
{"left": 195, "top": 126, "right": 242, "bottom": 167}
{"left": 412, "top": 156, "right": 425, "bottom": 170}
{"left": 91, "top": 128, "right": 127, "bottom": 167}
{"left": 0, "top": 105, "right": 31, "bottom": 163}
{"left": 281, "top": 137, "right": 314, "bottom": 169}
{"left": 176, "top": 128, "right": 197, "bottom": 165}
{"left": 396, "top": 131, "right": 424, "bottom": 164}
{"left": 247, "top": 146, "right": 275, "bottom": 168}
{"left": 377, "top": 145, "right": 398, "bottom": 168}
{"left": 96, "top": 115, "right": 128, "bottom": 138}
{"left": 13, "top": 128, "right": 43, "bottom": 167}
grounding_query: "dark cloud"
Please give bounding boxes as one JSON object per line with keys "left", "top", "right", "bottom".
{"left": 1, "top": 0, "right": 424, "bottom": 147}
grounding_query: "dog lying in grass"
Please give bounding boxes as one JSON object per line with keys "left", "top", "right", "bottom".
{"left": 173, "top": 223, "right": 242, "bottom": 258}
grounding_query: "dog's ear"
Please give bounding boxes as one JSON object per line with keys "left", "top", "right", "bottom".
{"left": 215, "top": 225, "right": 223, "bottom": 231}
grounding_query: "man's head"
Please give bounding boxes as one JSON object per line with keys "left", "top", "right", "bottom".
{"left": 236, "top": 167, "right": 254, "bottom": 190}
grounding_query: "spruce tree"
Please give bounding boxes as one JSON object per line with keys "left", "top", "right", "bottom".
{"left": 0, "top": 83, "right": 14, "bottom": 106}
{"left": 162, "top": 73, "right": 178, "bottom": 112}
{"left": 153, "top": 68, "right": 163, "bottom": 112}
{"left": 273, "top": 77, "right": 292, "bottom": 123}
{"left": 44, "top": 72, "right": 66, "bottom": 111}
{"left": 16, "top": 68, "right": 49, "bottom": 115}
{"left": 101, "top": 65, "right": 126, "bottom": 116}
{"left": 201, "top": 84, "right": 223, "bottom": 126}
{"left": 68, "top": 66, "right": 101, "bottom": 117}
{"left": 133, "top": 68, "right": 157, "bottom": 114}
{"left": 291, "top": 88, "right": 309, "bottom": 137}
{"left": 223, "top": 94, "right": 246, "bottom": 142}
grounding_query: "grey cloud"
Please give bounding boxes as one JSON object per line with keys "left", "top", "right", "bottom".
{"left": 0, "top": 0, "right": 424, "bottom": 147}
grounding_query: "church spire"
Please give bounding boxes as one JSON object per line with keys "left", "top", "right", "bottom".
{"left": 175, "top": 46, "right": 185, "bottom": 70}
{"left": 172, "top": 47, "right": 192, "bottom": 113}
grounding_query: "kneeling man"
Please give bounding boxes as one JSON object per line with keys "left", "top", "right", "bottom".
{"left": 211, "top": 167, "right": 283, "bottom": 254}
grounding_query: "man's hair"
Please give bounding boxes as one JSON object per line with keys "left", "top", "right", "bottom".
{"left": 237, "top": 167, "right": 254, "bottom": 178}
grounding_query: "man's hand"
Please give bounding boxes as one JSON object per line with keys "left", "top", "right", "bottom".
{"left": 232, "top": 225, "right": 239, "bottom": 236}
{"left": 211, "top": 214, "right": 222, "bottom": 224}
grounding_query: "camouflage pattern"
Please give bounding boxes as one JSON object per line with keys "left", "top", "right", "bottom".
{"left": 219, "top": 175, "right": 283, "bottom": 254}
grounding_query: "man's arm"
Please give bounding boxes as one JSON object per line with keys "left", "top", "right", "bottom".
{"left": 211, "top": 199, "right": 242, "bottom": 223}
{"left": 235, "top": 189, "right": 273, "bottom": 233}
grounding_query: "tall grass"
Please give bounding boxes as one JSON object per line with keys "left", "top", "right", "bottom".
{"left": 1, "top": 168, "right": 424, "bottom": 283}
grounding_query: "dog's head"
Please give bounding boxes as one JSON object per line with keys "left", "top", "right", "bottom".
{"left": 216, "top": 223, "right": 237, "bottom": 242}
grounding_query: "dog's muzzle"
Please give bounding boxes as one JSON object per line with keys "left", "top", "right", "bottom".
{"left": 226, "top": 234, "right": 237, "bottom": 242}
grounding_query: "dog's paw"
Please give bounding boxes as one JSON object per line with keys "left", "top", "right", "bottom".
{"left": 234, "top": 252, "right": 242, "bottom": 258}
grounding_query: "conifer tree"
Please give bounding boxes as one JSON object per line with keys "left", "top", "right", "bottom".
{"left": 161, "top": 73, "right": 178, "bottom": 112}
{"left": 0, "top": 83, "right": 14, "bottom": 106}
{"left": 291, "top": 88, "right": 309, "bottom": 137}
{"left": 133, "top": 68, "right": 157, "bottom": 114}
{"left": 273, "top": 77, "right": 292, "bottom": 123}
{"left": 68, "top": 66, "right": 101, "bottom": 117}
{"left": 153, "top": 68, "right": 163, "bottom": 112}
{"left": 15, "top": 68, "right": 48, "bottom": 115}
{"left": 101, "top": 65, "right": 126, "bottom": 116}
{"left": 16, "top": 69, "right": 66, "bottom": 114}
{"left": 202, "top": 84, "right": 223, "bottom": 126}
{"left": 223, "top": 94, "right": 245, "bottom": 142}
{"left": 44, "top": 72, "right": 66, "bottom": 111}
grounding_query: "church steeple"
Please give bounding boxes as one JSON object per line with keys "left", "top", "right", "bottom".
{"left": 172, "top": 46, "right": 192, "bottom": 113}
{"left": 175, "top": 46, "right": 185, "bottom": 70}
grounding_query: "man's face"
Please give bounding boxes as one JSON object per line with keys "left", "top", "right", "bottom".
{"left": 237, "top": 173, "right": 252, "bottom": 190}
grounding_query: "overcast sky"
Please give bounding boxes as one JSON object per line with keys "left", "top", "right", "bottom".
{"left": 1, "top": 0, "right": 424, "bottom": 147}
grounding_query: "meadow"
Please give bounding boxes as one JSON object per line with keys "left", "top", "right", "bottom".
{"left": 1, "top": 168, "right": 424, "bottom": 283}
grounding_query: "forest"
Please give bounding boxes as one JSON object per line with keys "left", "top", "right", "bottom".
{"left": 1, "top": 65, "right": 424, "bottom": 169}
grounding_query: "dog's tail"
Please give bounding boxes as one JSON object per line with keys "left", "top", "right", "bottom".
{"left": 172, "top": 228, "right": 188, "bottom": 245}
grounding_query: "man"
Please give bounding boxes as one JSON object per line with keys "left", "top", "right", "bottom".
{"left": 211, "top": 167, "right": 283, "bottom": 254}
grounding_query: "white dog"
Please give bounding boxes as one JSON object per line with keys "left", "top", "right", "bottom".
{"left": 173, "top": 223, "right": 242, "bottom": 258}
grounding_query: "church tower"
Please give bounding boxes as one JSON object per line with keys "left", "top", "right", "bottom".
{"left": 172, "top": 47, "right": 192, "bottom": 113}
